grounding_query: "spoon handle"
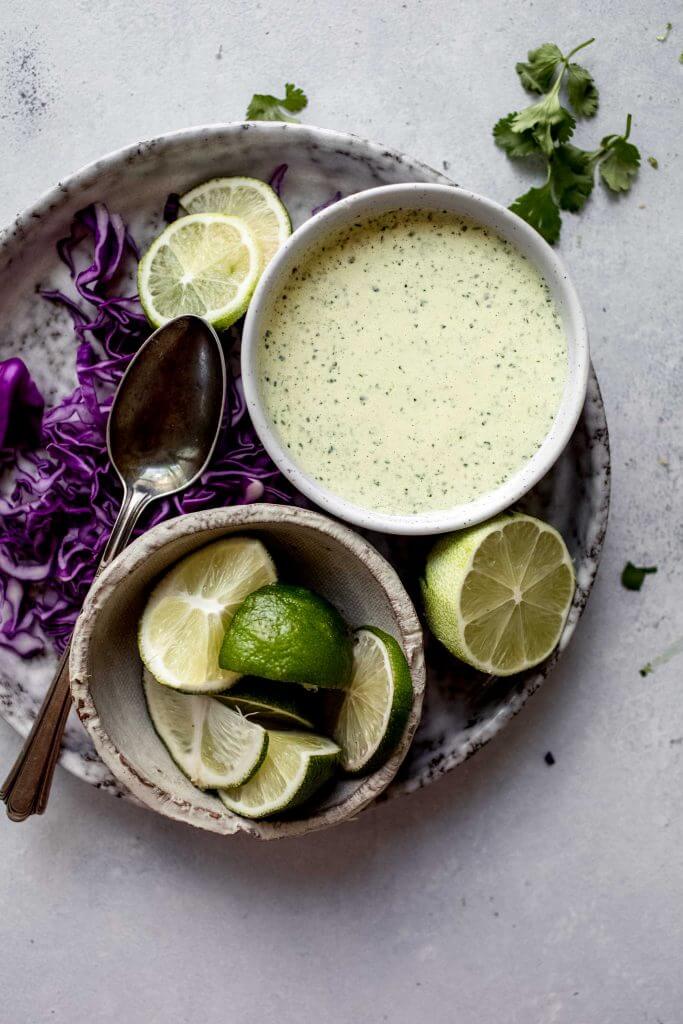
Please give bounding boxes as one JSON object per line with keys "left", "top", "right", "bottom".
{"left": 1, "top": 487, "right": 152, "bottom": 821}
{"left": 0, "top": 646, "right": 72, "bottom": 821}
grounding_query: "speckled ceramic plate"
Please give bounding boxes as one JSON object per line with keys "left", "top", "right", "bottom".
{"left": 0, "top": 122, "right": 610, "bottom": 806}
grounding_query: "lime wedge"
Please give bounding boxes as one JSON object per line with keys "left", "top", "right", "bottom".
{"left": 215, "top": 679, "right": 316, "bottom": 729}
{"left": 218, "top": 729, "right": 339, "bottom": 819}
{"left": 139, "top": 537, "right": 277, "bottom": 693}
{"left": 422, "top": 512, "right": 575, "bottom": 676}
{"left": 219, "top": 583, "right": 353, "bottom": 689}
{"left": 180, "top": 177, "right": 291, "bottom": 268}
{"left": 143, "top": 670, "right": 268, "bottom": 789}
{"left": 137, "top": 212, "right": 261, "bottom": 329}
{"left": 333, "top": 627, "right": 413, "bottom": 774}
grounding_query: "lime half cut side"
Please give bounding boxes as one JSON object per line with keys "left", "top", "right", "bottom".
{"left": 138, "top": 537, "right": 277, "bottom": 694}
{"left": 333, "top": 627, "right": 413, "bottom": 774}
{"left": 143, "top": 670, "right": 268, "bottom": 789}
{"left": 137, "top": 212, "right": 261, "bottom": 329}
{"left": 218, "top": 730, "right": 339, "bottom": 819}
{"left": 422, "top": 512, "right": 575, "bottom": 677}
{"left": 180, "top": 177, "right": 291, "bottom": 268}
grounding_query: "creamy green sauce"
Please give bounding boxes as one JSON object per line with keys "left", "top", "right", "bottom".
{"left": 258, "top": 209, "right": 567, "bottom": 515}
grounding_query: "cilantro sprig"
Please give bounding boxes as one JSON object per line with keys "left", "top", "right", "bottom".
{"left": 494, "top": 39, "right": 640, "bottom": 243}
{"left": 246, "top": 83, "right": 308, "bottom": 122}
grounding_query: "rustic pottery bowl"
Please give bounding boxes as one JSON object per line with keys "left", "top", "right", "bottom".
{"left": 242, "top": 182, "right": 590, "bottom": 536}
{"left": 69, "top": 504, "right": 426, "bottom": 839}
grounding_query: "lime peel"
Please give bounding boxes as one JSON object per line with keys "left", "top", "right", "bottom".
{"left": 333, "top": 627, "right": 413, "bottom": 774}
{"left": 218, "top": 729, "right": 340, "bottom": 819}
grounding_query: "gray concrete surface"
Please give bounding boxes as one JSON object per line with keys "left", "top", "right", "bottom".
{"left": 1, "top": 1, "right": 682, "bottom": 1021}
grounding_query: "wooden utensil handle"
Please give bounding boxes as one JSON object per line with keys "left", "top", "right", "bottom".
{"left": 0, "top": 644, "right": 72, "bottom": 821}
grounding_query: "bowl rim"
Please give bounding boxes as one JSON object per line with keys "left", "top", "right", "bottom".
{"left": 69, "top": 503, "right": 426, "bottom": 839}
{"left": 241, "top": 182, "right": 590, "bottom": 536}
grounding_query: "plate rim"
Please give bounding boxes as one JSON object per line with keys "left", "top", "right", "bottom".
{"left": 0, "top": 120, "right": 610, "bottom": 811}
{"left": 0, "top": 120, "right": 452, "bottom": 258}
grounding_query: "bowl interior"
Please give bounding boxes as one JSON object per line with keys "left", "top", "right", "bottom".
{"left": 71, "top": 507, "right": 424, "bottom": 838}
{"left": 242, "top": 183, "right": 589, "bottom": 536}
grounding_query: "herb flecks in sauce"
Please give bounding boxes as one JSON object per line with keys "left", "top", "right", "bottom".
{"left": 258, "top": 209, "right": 567, "bottom": 516}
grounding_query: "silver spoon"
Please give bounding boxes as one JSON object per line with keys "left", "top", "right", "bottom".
{"left": 1, "top": 314, "right": 226, "bottom": 821}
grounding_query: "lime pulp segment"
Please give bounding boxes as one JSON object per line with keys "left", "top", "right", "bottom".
{"left": 138, "top": 537, "right": 277, "bottom": 694}
{"left": 180, "top": 176, "right": 291, "bottom": 267}
{"left": 143, "top": 670, "right": 268, "bottom": 789}
{"left": 137, "top": 212, "right": 261, "bottom": 329}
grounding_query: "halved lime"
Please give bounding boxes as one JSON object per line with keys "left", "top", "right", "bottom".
{"left": 219, "top": 583, "right": 353, "bottom": 689}
{"left": 218, "top": 729, "right": 339, "bottom": 819}
{"left": 333, "top": 627, "right": 413, "bottom": 774}
{"left": 137, "top": 212, "right": 261, "bottom": 329}
{"left": 180, "top": 177, "right": 291, "bottom": 268}
{"left": 422, "top": 512, "right": 575, "bottom": 676}
{"left": 215, "top": 679, "right": 316, "bottom": 729}
{"left": 139, "top": 537, "right": 277, "bottom": 694}
{"left": 143, "top": 670, "right": 268, "bottom": 789}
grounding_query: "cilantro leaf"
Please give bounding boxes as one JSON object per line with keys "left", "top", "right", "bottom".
{"left": 648, "top": 156, "right": 659, "bottom": 169}
{"left": 567, "top": 63, "right": 599, "bottom": 116}
{"left": 621, "top": 562, "right": 657, "bottom": 591}
{"left": 532, "top": 106, "right": 576, "bottom": 155}
{"left": 493, "top": 113, "right": 543, "bottom": 157}
{"left": 246, "top": 83, "right": 308, "bottom": 122}
{"left": 509, "top": 182, "right": 562, "bottom": 244}
{"left": 552, "top": 106, "right": 577, "bottom": 143}
{"left": 516, "top": 43, "right": 564, "bottom": 93}
{"left": 599, "top": 136, "right": 640, "bottom": 191}
{"left": 550, "top": 144, "right": 595, "bottom": 211}
{"left": 511, "top": 82, "right": 564, "bottom": 134}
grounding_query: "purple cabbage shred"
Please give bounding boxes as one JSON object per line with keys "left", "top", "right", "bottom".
{"left": 311, "top": 191, "right": 343, "bottom": 216}
{"left": 0, "top": 358, "right": 44, "bottom": 455}
{"left": 0, "top": 201, "right": 303, "bottom": 658}
{"left": 268, "top": 164, "right": 288, "bottom": 197}
{"left": 162, "top": 193, "right": 181, "bottom": 223}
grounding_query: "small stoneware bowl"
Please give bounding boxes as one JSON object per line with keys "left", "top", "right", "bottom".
{"left": 69, "top": 504, "right": 425, "bottom": 839}
{"left": 242, "top": 182, "right": 590, "bottom": 536}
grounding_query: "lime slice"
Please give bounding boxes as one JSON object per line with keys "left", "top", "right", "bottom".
{"left": 139, "top": 537, "right": 277, "bottom": 694}
{"left": 218, "top": 729, "right": 339, "bottom": 819}
{"left": 137, "top": 212, "right": 261, "bottom": 329}
{"left": 143, "top": 670, "right": 268, "bottom": 789}
{"left": 219, "top": 583, "right": 353, "bottom": 689}
{"left": 333, "top": 627, "right": 413, "bottom": 774}
{"left": 215, "top": 679, "right": 317, "bottom": 729}
{"left": 422, "top": 512, "right": 575, "bottom": 676}
{"left": 180, "top": 177, "right": 291, "bottom": 268}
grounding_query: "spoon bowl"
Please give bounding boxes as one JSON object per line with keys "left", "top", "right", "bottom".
{"left": 108, "top": 314, "right": 226, "bottom": 498}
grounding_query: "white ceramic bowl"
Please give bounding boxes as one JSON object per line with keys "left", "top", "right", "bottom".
{"left": 242, "top": 183, "right": 590, "bottom": 536}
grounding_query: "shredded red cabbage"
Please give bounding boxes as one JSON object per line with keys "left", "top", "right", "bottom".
{"left": 0, "top": 358, "right": 44, "bottom": 455}
{"left": 0, "top": 199, "right": 304, "bottom": 658}
{"left": 311, "top": 191, "right": 343, "bottom": 216}
{"left": 163, "top": 193, "right": 181, "bottom": 223}
{"left": 268, "top": 164, "right": 288, "bottom": 196}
